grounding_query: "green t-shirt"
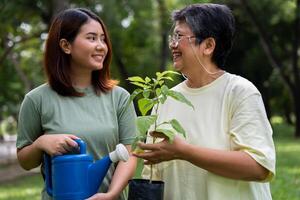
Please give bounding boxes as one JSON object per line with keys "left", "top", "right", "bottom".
{"left": 17, "top": 83, "right": 137, "bottom": 200}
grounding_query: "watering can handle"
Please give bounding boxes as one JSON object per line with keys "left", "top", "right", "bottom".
{"left": 74, "top": 139, "right": 87, "bottom": 154}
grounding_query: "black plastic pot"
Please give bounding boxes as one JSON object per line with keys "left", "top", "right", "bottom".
{"left": 128, "top": 179, "right": 164, "bottom": 200}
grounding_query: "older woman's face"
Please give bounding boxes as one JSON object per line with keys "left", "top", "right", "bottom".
{"left": 169, "top": 21, "right": 198, "bottom": 73}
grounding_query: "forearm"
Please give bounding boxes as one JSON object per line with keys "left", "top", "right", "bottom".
{"left": 17, "top": 140, "right": 43, "bottom": 170}
{"left": 107, "top": 155, "right": 137, "bottom": 199}
{"left": 178, "top": 143, "right": 269, "bottom": 181}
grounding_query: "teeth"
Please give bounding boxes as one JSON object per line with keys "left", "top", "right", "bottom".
{"left": 173, "top": 52, "right": 181, "bottom": 60}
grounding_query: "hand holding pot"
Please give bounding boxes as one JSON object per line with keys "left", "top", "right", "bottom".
{"left": 133, "top": 131, "right": 186, "bottom": 165}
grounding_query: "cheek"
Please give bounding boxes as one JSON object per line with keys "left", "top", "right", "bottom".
{"left": 103, "top": 44, "right": 109, "bottom": 54}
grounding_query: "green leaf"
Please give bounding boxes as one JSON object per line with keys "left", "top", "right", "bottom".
{"left": 145, "top": 76, "right": 151, "bottom": 83}
{"left": 156, "top": 72, "right": 162, "bottom": 78}
{"left": 169, "top": 119, "right": 186, "bottom": 138}
{"left": 127, "top": 76, "right": 146, "bottom": 83}
{"left": 158, "top": 95, "right": 167, "bottom": 104}
{"left": 160, "top": 70, "right": 180, "bottom": 77}
{"left": 130, "top": 81, "right": 150, "bottom": 89}
{"left": 136, "top": 115, "right": 157, "bottom": 136}
{"left": 155, "top": 88, "right": 161, "bottom": 97}
{"left": 138, "top": 98, "right": 154, "bottom": 116}
{"left": 167, "top": 90, "right": 194, "bottom": 109}
{"left": 126, "top": 88, "right": 143, "bottom": 107}
{"left": 155, "top": 128, "right": 176, "bottom": 143}
{"left": 160, "top": 76, "right": 174, "bottom": 82}
{"left": 142, "top": 89, "right": 151, "bottom": 98}
{"left": 161, "top": 85, "right": 169, "bottom": 95}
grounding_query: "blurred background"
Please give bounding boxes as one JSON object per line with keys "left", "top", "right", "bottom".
{"left": 0, "top": 0, "right": 299, "bottom": 199}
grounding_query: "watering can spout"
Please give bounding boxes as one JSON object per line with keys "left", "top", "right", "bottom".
{"left": 88, "top": 144, "right": 129, "bottom": 195}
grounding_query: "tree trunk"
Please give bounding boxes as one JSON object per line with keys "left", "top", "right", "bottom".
{"left": 292, "top": 88, "right": 300, "bottom": 137}
{"left": 156, "top": 0, "right": 169, "bottom": 72}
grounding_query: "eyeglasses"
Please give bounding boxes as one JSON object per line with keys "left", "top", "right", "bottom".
{"left": 168, "top": 33, "right": 196, "bottom": 48}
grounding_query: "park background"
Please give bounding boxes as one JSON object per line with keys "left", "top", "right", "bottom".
{"left": 0, "top": 0, "right": 299, "bottom": 199}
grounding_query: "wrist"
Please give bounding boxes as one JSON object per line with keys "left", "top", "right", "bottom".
{"left": 106, "top": 190, "right": 118, "bottom": 200}
{"left": 175, "top": 139, "right": 188, "bottom": 160}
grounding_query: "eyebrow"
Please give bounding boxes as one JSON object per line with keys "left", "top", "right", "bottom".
{"left": 85, "top": 32, "right": 105, "bottom": 36}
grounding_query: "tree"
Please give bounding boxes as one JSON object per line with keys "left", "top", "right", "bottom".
{"left": 237, "top": 0, "right": 300, "bottom": 137}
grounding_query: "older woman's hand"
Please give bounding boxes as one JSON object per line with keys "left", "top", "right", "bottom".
{"left": 132, "top": 132, "right": 186, "bottom": 164}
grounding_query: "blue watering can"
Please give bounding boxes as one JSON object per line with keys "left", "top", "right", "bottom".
{"left": 44, "top": 139, "right": 129, "bottom": 200}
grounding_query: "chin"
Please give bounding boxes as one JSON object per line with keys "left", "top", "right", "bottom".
{"left": 92, "top": 64, "right": 104, "bottom": 70}
{"left": 173, "top": 63, "right": 183, "bottom": 72}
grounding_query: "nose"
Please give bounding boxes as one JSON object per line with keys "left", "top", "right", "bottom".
{"left": 96, "top": 40, "right": 106, "bottom": 50}
{"left": 169, "top": 40, "right": 178, "bottom": 49}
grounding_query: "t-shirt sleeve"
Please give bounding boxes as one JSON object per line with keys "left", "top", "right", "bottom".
{"left": 229, "top": 91, "right": 276, "bottom": 182}
{"left": 16, "top": 95, "right": 42, "bottom": 149}
{"left": 117, "top": 89, "right": 137, "bottom": 145}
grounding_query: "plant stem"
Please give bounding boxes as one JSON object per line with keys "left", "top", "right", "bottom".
{"left": 150, "top": 92, "right": 160, "bottom": 183}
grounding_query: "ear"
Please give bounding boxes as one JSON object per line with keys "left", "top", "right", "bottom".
{"left": 59, "top": 39, "right": 71, "bottom": 54}
{"left": 203, "top": 37, "right": 215, "bottom": 56}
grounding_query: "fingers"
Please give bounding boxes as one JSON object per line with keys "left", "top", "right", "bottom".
{"left": 43, "top": 134, "right": 81, "bottom": 156}
{"left": 150, "top": 131, "right": 168, "bottom": 139}
{"left": 137, "top": 142, "right": 158, "bottom": 151}
{"left": 65, "top": 136, "right": 79, "bottom": 148}
{"left": 133, "top": 151, "right": 161, "bottom": 165}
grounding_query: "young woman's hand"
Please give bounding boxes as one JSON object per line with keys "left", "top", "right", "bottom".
{"left": 35, "top": 134, "right": 79, "bottom": 156}
{"left": 85, "top": 192, "right": 116, "bottom": 200}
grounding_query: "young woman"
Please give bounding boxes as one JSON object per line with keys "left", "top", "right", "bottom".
{"left": 16, "top": 8, "right": 137, "bottom": 200}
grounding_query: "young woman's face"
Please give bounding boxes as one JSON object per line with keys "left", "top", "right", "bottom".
{"left": 68, "top": 19, "right": 108, "bottom": 73}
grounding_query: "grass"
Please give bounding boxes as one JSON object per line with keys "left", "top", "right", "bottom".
{"left": 0, "top": 120, "right": 299, "bottom": 199}
{"left": 0, "top": 174, "right": 43, "bottom": 200}
{"left": 270, "top": 121, "right": 300, "bottom": 200}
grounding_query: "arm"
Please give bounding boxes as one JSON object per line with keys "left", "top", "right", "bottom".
{"left": 135, "top": 136, "right": 269, "bottom": 181}
{"left": 17, "top": 134, "right": 79, "bottom": 170}
{"left": 87, "top": 145, "right": 137, "bottom": 200}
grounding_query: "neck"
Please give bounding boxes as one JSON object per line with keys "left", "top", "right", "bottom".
{"left": 184, "top": 65, "right": 224, "bottom": 88}
{"left": 71, "top": 70, "right": 92, "bottom": 89}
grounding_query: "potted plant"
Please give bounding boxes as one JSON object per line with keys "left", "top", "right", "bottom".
{"left": 127, "top": 71, "right": 193, "bottom": 200}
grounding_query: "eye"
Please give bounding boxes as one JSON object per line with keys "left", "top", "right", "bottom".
{"left": 173, "top": 33, "right": 182, "bottom": 41}
{"left": 100, "top": 35, "right": 106, "bottom": 42}
{"left": 176, "top": 33, "right": 184, "bottom": 40}
{"left": 87, "top": 36, "right": 96, "bottom": 41}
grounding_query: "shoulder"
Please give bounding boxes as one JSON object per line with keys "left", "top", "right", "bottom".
{"left": 25, "top": 83, "right": 53, "bottom": 98}
{"left": 110, "top": 86, "right": 130, "bottom": 97}
{"left": 226, "top": 73, "right": 260, "bottom": 98}
{"left": 109, "top": 86, "right": 131, "bottom": 106}
{"left": 170, "top": 82, "right": 185, "bottom": 92}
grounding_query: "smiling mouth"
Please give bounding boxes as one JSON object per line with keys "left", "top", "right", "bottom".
{"left": 92, "top": 55, "right": 105, "bottom": 62}
{"left": 172, "top": 52, "right": 182, "bottom": 61}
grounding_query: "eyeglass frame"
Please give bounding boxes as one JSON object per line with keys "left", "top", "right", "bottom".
{"left": 168, "top": 32, "right": 197, "bottom": 47}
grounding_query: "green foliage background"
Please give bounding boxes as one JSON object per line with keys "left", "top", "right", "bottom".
{"left": 0, "top": 0, "right": 299, "bottom": 130}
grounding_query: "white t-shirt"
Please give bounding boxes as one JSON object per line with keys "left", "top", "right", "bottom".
{"left": 143, "top": 72, "right": 275, "bottom": 200}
